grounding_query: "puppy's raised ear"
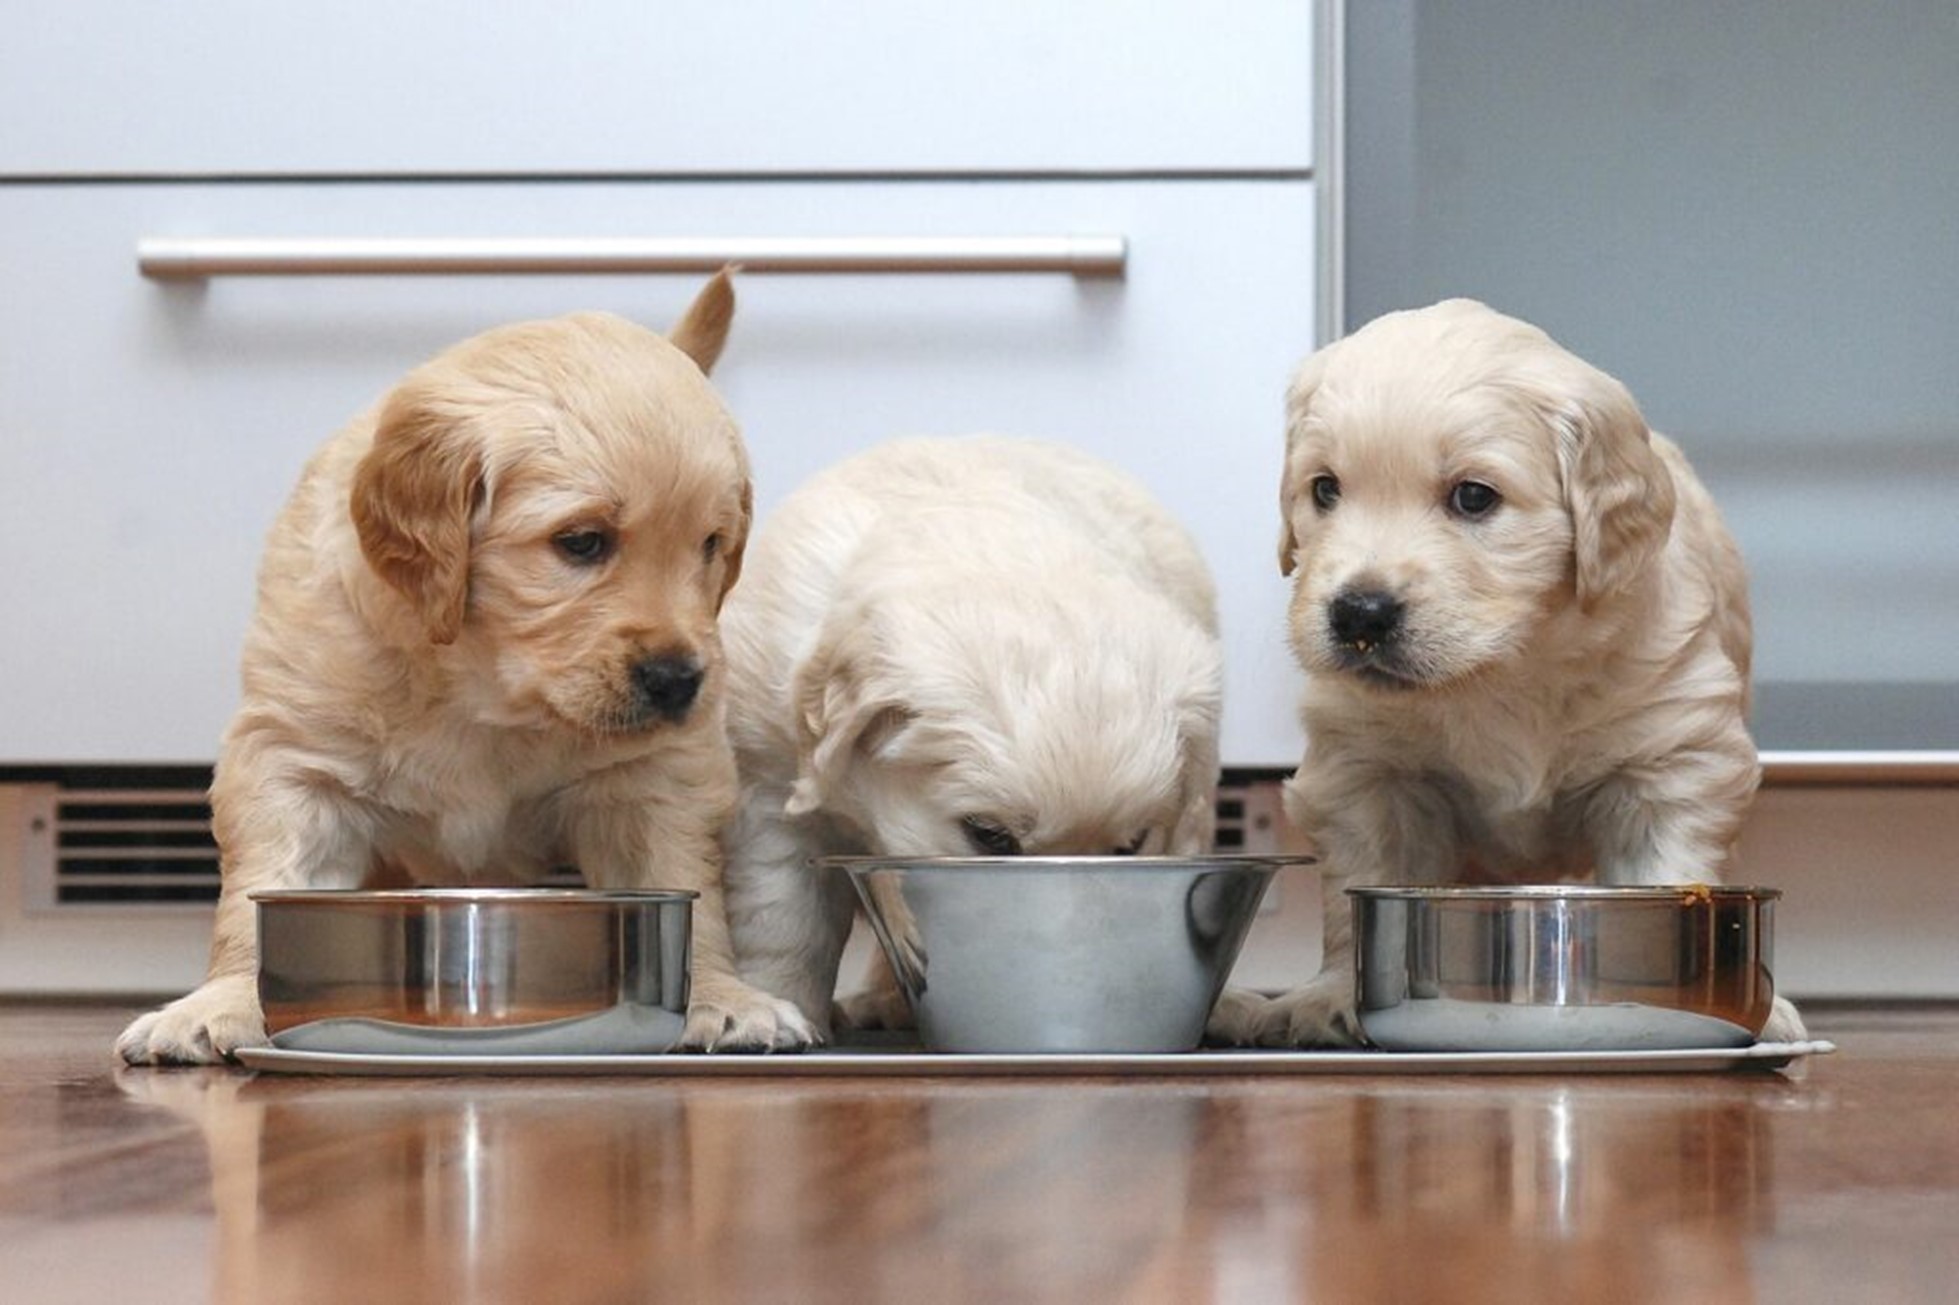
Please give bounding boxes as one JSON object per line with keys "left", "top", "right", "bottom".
{"left": 350, "top": 390, "right": 485, "bottom": 645}
{"left": 1276, "top": 349, "right": 1330, "bottom": 577}
{"left": 1547, "top": 363, "right": 1678, "bottom": 610}
{"left": 785, "top": 617, "right": 915, "bottom": 817}
{"left": 668, "top": 267, "right": 736, "bottom": 376}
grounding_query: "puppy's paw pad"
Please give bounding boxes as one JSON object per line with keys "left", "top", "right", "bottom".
{"left": 834, "top": 988, "right": 914, "bottom": 1033}
{"left": 1759, "top": 995, "right": 1809, "bottom": 1044}
{"left": 1204, "top": 987, "right": 1273, "bottom": 1047}
{"left": 682, "top": 985, "right": 821, "bottom": 1053}
{"left": 116, "top": 983, "right": 266, "bottom": 1066}
{"left": 1255, "top": 980, "right": 1364, "bottom": 1049}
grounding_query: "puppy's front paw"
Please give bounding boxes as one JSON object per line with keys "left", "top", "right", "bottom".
{"left": 1759, "top": 995, "right": 1809, "bottom": 1044}
{"left": 1204, "top": 986, "right": 1273, "bottom": 1046}
{"left": 834, "top": 985, "right": 915, "bottom": 1033}
{"left": 682, "top": 980, "right": 821, "bottom": 1053}
{"left": 115, "top": 975, "right": 265, "bottom": 1066}
{"left": 1255, "top": 974, "right": 1365, "bottom": 1049}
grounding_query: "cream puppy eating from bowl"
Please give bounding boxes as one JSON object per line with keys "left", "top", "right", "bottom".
{"left": 718, "top": 436, "right": 1228, "bottom": 1044}
{"left": 118, "top": 271, "right": 812, "bottom": 1064}
{"left": 1256, "top": 299, "right": 1804, "bottom": 1047}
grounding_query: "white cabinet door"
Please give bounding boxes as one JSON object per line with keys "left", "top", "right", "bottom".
{"left": 0, "top": 179, "right": 1315, "bottom": 766}
{"left": 1, "top": 2, "right": 1314, "bottom": 176}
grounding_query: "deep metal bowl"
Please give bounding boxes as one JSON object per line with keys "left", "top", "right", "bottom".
{"left": 254, "top": 888, "right": 694, "bottom": 1055}
{"left": 829, "top": 854, "right": 1308, "bottom": 1054}
{"left": 1351, "top": 885, "right": 1782, "bottom": 1052}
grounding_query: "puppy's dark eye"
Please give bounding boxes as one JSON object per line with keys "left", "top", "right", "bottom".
{"left": 554, "top": 530, "right": 613, "bottom": 565}
{"left": 1449, "top": 481, "right": 1501, "bottom": 518}
{"left": 1310, "top": 474, "right": 1342, "bottom": 512}
{"left": 702, "top": 533, "right": 720, "bottom": 562}
{"left": 1114, "top": 832, "right": 1149, "bottom": 856}
{"left": 960, "top": 817, "right": 1023, "bottom": 857}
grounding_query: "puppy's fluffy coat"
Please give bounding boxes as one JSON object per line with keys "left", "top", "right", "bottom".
{"left": 718, "top": 437, "right": 1225, "bottom": 1043}
{"left": 1252, "top": 299, "right": 1803, "bottom": 1046}
{"left": 118, "top": 272, "right": 809, "bottom": 1064}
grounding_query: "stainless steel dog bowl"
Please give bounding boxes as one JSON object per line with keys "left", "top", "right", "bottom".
{"left": 1352, "top": 885, "right": 1782, "bottom": 1052}
{"left": 254, "top": 888, "right": 694, "bottom": 1055}
{"left": 829, "top": 854, "right": 1308, "bottom": 1054}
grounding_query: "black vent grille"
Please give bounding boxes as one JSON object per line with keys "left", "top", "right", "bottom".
{"left": 1213, "top": 772, "right": 1295, "bottom": 855}
{"left": 1213, "top": 791, "right": 1251, "bottom": 850}
{"left": 43, "top": 784, "right": 219, "bottom": 906}
{"left": 9, "top": 766, "right": 1291, "bottom": 909}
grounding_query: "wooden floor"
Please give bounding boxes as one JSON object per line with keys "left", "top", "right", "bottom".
{"left": 1, "top": 1004, "right": 1954, "bottom": 1304}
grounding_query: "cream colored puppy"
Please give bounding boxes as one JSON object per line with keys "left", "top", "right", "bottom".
{"left": 719, "top": 437, "right": 1225, "bottom": 1044}
{"left": 1257, "top": 299, "right": 1804, "bottom": 1047}
{"left": 118, "top": 272, "right": 813, "bottom": 1064}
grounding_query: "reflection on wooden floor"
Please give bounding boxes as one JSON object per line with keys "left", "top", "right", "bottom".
{"left": 2, "top": 1005, "right": 1955, "bottom": 1303}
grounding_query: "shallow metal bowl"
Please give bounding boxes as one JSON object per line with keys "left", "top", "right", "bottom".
{"left": 254, "top": 888, "right": 694, "bottom": 1055}
{"left": 1351, "top": 885, "right": 1782, "bottom": 1052}
{"left": 829, "top": 854, "right": 1307, "bottom": 1054}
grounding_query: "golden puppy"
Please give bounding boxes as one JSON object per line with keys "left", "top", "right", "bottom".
{"left": 1252, "top": 299, "right": 1804, "bottom": 1047}
{"left": 117, "top": 272, "right": 809, "bottom": 1063}
{"left": 717, "top": 437, "right": 1226, "bottom": 1044}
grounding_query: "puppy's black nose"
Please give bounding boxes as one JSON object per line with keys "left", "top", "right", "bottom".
{"left": 1328, "top": 588, "right": 1404, "bottom": 651}
{"left": 631, "top": 654, "right": 704, "bottom": 721}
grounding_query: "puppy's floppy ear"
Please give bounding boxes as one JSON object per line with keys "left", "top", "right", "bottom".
{"left": 785, "top": 617, "right": 915, "bottom": 817}
{"left": 350, "top": 390, "right": 485, "bottom": 645}
{"left": 715, "top": 472, "right": 754, "bottom": 612}
{"left": 1548, "top": 364, "right": 1678, "bottom": 610}
{"left": 1166, "top": 698, "right": 1224, "bottom": 855}
{"left": 668, "top": 267, "right": 736, "bottom": 376}
{"left": 1277, "top": 349, "right": 1329, "bottom": 577}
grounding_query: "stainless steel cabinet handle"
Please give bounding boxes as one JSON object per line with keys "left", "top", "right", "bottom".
{"left": 137, "top": 235, "right": 1127, "bottom": 279}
